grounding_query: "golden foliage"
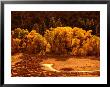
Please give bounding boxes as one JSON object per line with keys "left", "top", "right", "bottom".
{"left": 44, "top": 27, "right": 100, "bottom": 56}
{"left": 12, "top": 27, "right": 100, "bottom": 56}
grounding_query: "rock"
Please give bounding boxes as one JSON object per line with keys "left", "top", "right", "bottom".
{"left": 41, "top": 64, "right": 60, "bottom": 72}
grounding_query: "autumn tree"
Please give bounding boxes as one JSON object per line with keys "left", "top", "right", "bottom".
{"left": 44, "top": 27, "right": 100, "bottom": 56}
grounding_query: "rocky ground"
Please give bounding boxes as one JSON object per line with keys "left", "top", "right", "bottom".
{"left": 11, "top": 53, "right": 100, "bottom": 77}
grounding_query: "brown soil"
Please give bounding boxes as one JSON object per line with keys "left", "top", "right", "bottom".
{"left": 40, "top": 56, "right": 100, "bottom": 71}
{"left": 11, "top": 53, "right": 100, "bottom": 77}
{"left": 11, "top": 53, "right": 23, "bottom": 66}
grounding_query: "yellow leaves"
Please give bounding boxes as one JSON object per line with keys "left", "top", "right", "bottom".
{"left": 71, "top": 38, "right": 80, "bottom": 47}
{"left": 26, "top": 31, "right": 48, "bottom": 54}
{"left": 27, "top": 30, "right": 37, "bottom": 39}
{"left": 31, "top": 30, "right": 36, "bottom": 33}
{"left": 88, "top": 46, "right": 93, "bottom": 52}
{"left": 78, "top": 48, "right": 86, "bottom": 56}
{"left": 13, "top": 38, "right": 21, "bottom": 44}
{"left": 44, "top": 26, "right": 100, "bottom": 55}
{"left": 72, "top": 39, "right": 76, "bottom": 46}
{"left": 22, "top": 42, "right": 26, "bottom": 48}
{"left": 45, "top": 30, "right": 50, "bottom": 34}
{"left": 15, "top": 28, "right": 22, "bottom": 33}
{"left": 88, "top": 30, "right": 92, "bottom": 33}
{"left": 12, "top": 38, "right": 21, "bottom": 53}
{"left": 75, "top": 38, "right": 80, "bottom": 45}
{"left": 12, "top": 28, "right": 29, "bottom": 39}
{"left": 72, "top": 48, "right": 78, "bottom": 56}
{"left": 12, "top": 27, "right": 100, "bottom": 56}
{"left": 85, "top": 30, "right": 92, "bottom": 38}
{"left": 27, "top": 34, "right": 33, "bottom": 38}
{"left": 46, "top": 43, "right": 51, "bottom": 53}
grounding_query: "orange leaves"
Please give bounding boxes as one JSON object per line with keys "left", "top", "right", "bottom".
{"left": 12, "top": 28, "right": 49, "bottom": 55}
{"left": 46, "top": 43, "right": 51, "bottom": 53}
{"left": 11, "top": 38, "right": 21, "bottom": 54}
{"left": 44, "top": 27, "right": 100, "bottom": 56}
{"left": 78, "top": 48, "right": 87, "bottom": 56}
{"left": 25, "top": 30, "right": 48, "bottom": 54}
{"left": 12, "top": 27, "right": 100, "bottom": 56}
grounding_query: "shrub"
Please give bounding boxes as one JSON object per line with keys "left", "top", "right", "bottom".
{"left": 11, "top": 28, "right": 29, "bottom": 54}
{"left": 23, "top": 30, "right": 48, "bottom": 54}
{"left": 11, "top": 28, "right": 29, "bottom": 39}
{"left": 12, "top": 29, "right": 49, "bottom": 55}
{"left": 44, "top": 27, "right": 100, "bottom": 56}
{"left": 11, "top": 38, "right": 21, "bottom": 54}
{"left": 11, "top": 27, "right": 100, "bottom": 56}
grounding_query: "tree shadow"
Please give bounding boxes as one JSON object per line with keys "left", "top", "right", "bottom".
{"left": 44, "top": 54, "right": 100, "bottom": 61}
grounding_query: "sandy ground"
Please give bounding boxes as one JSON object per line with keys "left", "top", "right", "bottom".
{"left": 40, "top": 56, "right": 100, "bottom": 71}
{"left": 11, "top": 53, "right": 100, "bottom": 77}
